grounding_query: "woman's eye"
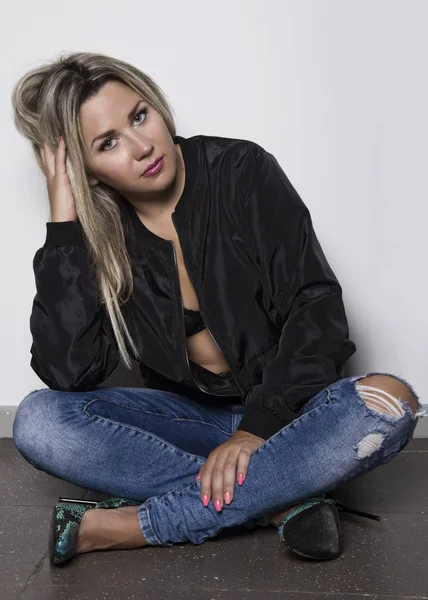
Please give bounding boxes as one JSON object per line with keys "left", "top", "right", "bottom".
{"left": 133, "top": 108, "right": 147, "bottom": 124}
{"left": 101, "top": 139, "right": 114, "bottom": 151}
{"left": 101, "top": 109, "right": 147, "bottom": 151}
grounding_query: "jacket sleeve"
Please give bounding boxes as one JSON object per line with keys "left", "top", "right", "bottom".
{"left": 29, "top": 221, "right": 120, "bottom": 391}
{"left": 236, "top": 144, "right": 356, "bottom": 440}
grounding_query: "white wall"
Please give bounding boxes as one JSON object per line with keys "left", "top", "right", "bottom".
{"left": 2, "top": 1, "right": 427, "bottom": 424}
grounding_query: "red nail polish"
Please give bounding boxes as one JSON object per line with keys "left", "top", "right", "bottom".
{"left": 238, "top": 473, "right": 245, "bottom": 486}
{"left": 214, "top": 499, "right": 222, "bottom": 512}
{"left": 202, "top": 495, "right": 209, "bottom": 507}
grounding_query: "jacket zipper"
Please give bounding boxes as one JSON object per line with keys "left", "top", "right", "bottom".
{"left": 169, "top": 239, "right": 245, "bottom": 398}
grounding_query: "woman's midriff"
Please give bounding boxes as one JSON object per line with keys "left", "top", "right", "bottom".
{"left": 186, "top": 328, "right": 232, "bottom": 376}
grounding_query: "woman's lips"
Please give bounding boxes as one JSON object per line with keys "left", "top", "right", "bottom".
{"left": 142, "top": 156, "right": 164, "bottom": 177}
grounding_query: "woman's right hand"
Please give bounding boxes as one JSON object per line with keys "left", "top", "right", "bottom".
{"left": 40, "top": 136, "right": 78, "bottom": 223}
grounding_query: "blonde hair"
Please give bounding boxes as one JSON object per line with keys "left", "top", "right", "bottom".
{"left": 11, "top": 51, "right": 177, "bottom": 369}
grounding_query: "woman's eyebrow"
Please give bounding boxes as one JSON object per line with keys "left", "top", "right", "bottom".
{"left": 91, "top": 100, "right": 144, "bottom": 148}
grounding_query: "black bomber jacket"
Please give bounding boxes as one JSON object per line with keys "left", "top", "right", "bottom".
{"left": 29, "top": 134, "right": 357, "bottom": 440}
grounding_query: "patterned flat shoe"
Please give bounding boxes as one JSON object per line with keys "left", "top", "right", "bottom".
{"left": 49, "top": 496, "right": 142, "bottom": 566}
{"left": 275, "top": 492, "right": 381, "bottom": 561}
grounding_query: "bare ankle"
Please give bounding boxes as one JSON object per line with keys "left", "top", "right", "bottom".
{"left": 77, "top": 506, "right": 147, "bottom": 555}
{"left": 76, "top": 508, "right": 100, "bottom": 554}
{"left": 267, "top": 504, "right": 299, "bottom": 527}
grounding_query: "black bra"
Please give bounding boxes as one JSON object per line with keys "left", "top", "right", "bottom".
{"left": 183, "top": 308, "right": 206, "bottom": 337}
{"left": 183, "top": 308, "right": 236, "bottom": 384}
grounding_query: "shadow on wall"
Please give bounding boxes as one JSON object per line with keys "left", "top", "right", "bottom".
{"left": 100, "top": 359, "right": 146, "bottom": 388}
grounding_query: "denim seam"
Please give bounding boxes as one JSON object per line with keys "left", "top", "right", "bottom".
{"left": 232, "top": 405, "right": 237, "bottom": 433}
{"left": 82, "top": 412, "right": 206, "bottom": 465}
{"left": 84, "top": 398, "right": 232, "bottom": 437}
{"left": 249, "top": 388, "right": 333, "bottom": 456}
{"left": 169, "top": 417, "right": 232, "bottom": 436}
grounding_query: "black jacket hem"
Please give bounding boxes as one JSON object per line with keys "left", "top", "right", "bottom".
{"left": 236, "top": 403, "right": 291, "bottom": 440}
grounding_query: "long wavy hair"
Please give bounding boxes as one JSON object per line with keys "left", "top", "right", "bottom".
{"left": 11, "top": 51, "right": 177, "bottom": 370}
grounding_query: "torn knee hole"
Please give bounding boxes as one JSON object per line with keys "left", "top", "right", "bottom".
{"left": 355, "top": 383, "right": 406, "bottom": 419}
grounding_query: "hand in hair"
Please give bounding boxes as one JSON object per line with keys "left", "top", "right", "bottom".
{"left": 40, "top": 137, "right": 78, "bottom": 223}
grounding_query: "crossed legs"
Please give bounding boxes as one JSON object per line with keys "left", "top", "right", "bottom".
{"left": 77, "top": 374, "right": 419, "bottom": 553}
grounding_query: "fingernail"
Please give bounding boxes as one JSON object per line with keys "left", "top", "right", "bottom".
{"left": 224, "top": 492, "right": 231, "bottom": 504}
{"left": 195, "top": 473, "right": 200, "bottom": 481}
{"left": 238, "top": 473, "right": 245, "bottom": 486}
{"left": 60, "top": 136, "right": 63, "bottom": 141}
{"left": 202, "top": 495, "right": 209, "bottom": 507}
{"left": 214, "top": 499, "right": 222, "bottom": 512}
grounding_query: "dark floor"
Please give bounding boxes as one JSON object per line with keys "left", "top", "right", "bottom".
{"left": 0, "top": 437, "right": 427, "bottom": 600}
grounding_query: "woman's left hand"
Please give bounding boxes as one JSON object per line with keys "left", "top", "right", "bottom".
{"left": 195, "top": 430, "right": 265, "bottom": 511}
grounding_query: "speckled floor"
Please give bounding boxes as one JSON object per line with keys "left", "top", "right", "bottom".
{"left": 1, "top": 436, "right": 427, "bottom": 600}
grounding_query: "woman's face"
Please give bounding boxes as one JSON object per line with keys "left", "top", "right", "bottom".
{"left": 80, "top": 80, "right": 181, "bottom": 203}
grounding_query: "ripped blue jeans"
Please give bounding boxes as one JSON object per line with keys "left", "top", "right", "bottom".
{"left": 13, "top": 371, "right": 426, "bottom": 546}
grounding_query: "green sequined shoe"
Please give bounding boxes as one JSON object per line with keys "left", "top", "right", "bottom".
{"left": 49, "top": 496, "right": 142, "bottom": 566}
{"left": 274, "top": 492, "right": 381, "bottom": 561}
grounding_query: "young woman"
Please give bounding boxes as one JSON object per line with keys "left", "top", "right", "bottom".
{"left": 11, "top": 51, "right": 426, "bottom": 565}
